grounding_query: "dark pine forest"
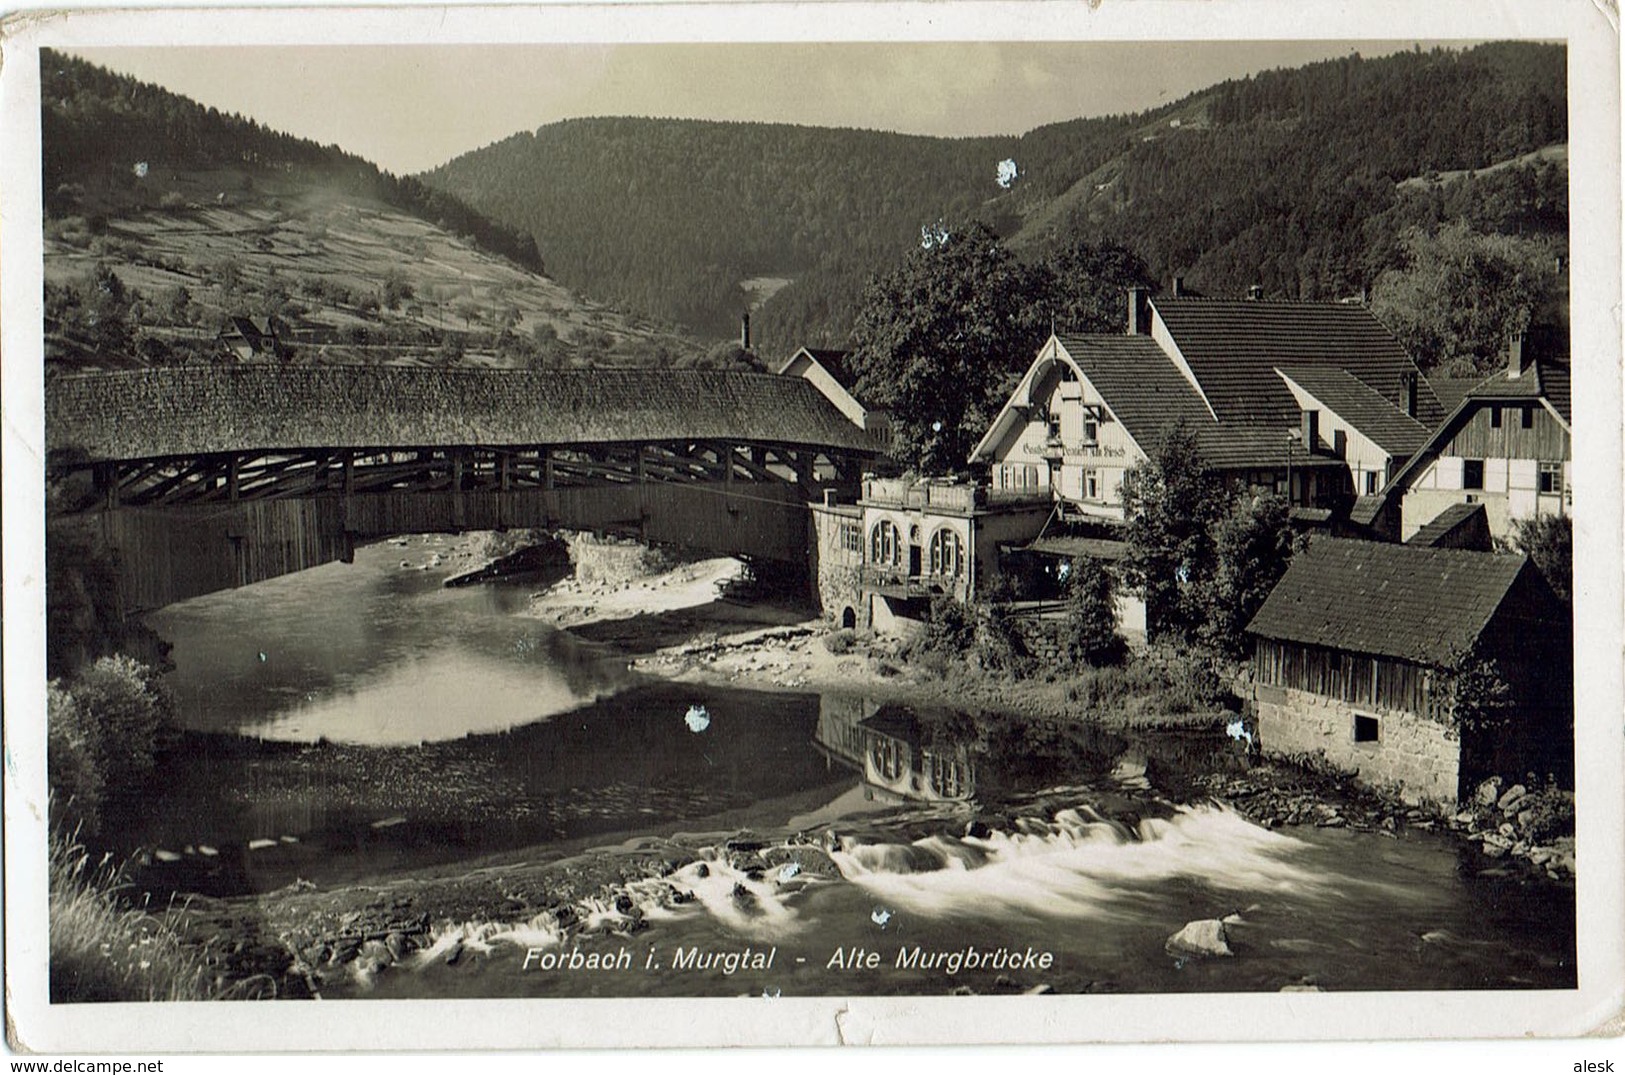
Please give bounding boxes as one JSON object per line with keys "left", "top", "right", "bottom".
{"left": 422, "top": 42, "right": 1568, "bottom": 353}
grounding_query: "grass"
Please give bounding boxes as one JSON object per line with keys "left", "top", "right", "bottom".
{"left": 48, "top": 830, "right": 218, "bottom": 1003}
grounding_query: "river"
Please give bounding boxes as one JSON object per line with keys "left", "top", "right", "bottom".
{"left": 128, "top": 535, "right": 1575, "bottom": 998}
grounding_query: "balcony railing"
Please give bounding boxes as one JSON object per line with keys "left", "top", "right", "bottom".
{"left": 859, "top": 566, "right": 960, "bottom": 598}
{"left": 861, "top": 478, "right": 1050, "bottom": 512}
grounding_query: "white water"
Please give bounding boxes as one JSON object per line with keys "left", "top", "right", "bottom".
{"left": 828, "top": 805, "right": 1319, "bottom": 924}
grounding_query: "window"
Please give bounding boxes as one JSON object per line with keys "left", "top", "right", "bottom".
{"left": 1364, "top": 471, "right": 1380, "bottom": 495}
{"left": 1521, "top": 406, "right": 1534, "bottom": 429}
{"left": 869, "top": 520, "right": 902, "bottom": 567}
{"left": 870, "top": 737, "right": 905, "bottom": 782}
{"left": 1353, "top": 714, "right": 1379, "bottom": 743}
{"left": 1045, "top": 412, "right": 1061, "bottom": 440}
{"left": 1490, "top": 406, "right": 1502, "bottom": 429}
{"left": 1083, "top": 469, "right": 1099, "bottom": 501}
{"left": 840, "top": 523, "right": 862, "bottom": 554}
{"left": 928, "top": 528, "right": 965, "bottom": 578}
{"left": 1539, "top": 462, "right": 1564, "bottom": 495}
{"left": 1082, "top": 414, "right": 1099, "bottom": 445}
{"left": 1463, "top": 459, "right": 1485, "bottom": 490}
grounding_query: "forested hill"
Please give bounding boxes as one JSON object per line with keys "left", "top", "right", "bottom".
{"left": 424, "top": 118, "right": 1014, "bottom": 338}
{"left": 41, "top": 50, "right": 542, "bottom": 272}
{"left": 421, "top": 41, "right": 1567, "bottom": 353}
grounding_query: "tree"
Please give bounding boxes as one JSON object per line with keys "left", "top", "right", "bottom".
{"left": 850, "top": 221, "right": 1048, "bottom": 473}
{"left": 1037, "top": 242, "right": 1157, "bottom": 335}
{"left": 1200, "top": 492, "right": 1301, "bottom": 657}
{"left": 1509, "top": 512, "right": 1572, "bottom": 605}
{"left": 86, "top": 264, "right": 132, "bottom": 355}
{"left": 1061, "top": 556, "right": 1124, "bottom": 667}
{"left": 1369, "top": 222, "right": 1562, "bottom": 374}
{"left": 1119, "top": 422, "right": 1228, "bottom": 641}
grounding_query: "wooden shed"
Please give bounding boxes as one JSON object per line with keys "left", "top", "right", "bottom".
{"left": 1246, "top": 539, "right": 1571, "bottom": 805}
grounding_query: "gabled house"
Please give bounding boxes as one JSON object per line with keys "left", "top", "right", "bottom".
{"left": 971, "top": 290, "right": 1442, "bottom": 526}
{"left": 1246, "top": 539, "right": 1571, "bottom": 806}
{"left": 217, "top": 315, "right": 284, "bottom": 361}
{"left": 814, "top": 288, "right": 1444, "bottom": 637}
{"left": 1377, "top": 337, "right": 1572, "bottom": 544}
{"left": 779, "top": 347, "right": 893, "bottom": 449}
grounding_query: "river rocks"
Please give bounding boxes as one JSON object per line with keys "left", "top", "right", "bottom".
{"left": 385, "top": 932, "right": 412, "bottom": 961}
{"left": 1165, "top": 919, "right": 1233, "bottom": 959}
{"left": 1476, "top": 777, "right": 1503, "bottom": 806}
{"left": 761, "top": 844, "right": 842, "bottom": 880}
{"left": 1497, "top": 784, "right": 1529, "bottom": 813}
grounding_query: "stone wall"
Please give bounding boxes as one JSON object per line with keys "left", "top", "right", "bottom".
{"left": 1256, "top": 684, "right": 1461, "bottom": 805}
{"left": 809, "top": 504, "right": 866, "bottom": 627}
{"left": 567, "top": 532, "right": 676, "bottom": 585}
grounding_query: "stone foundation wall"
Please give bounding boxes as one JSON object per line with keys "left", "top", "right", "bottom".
{"left": 809, "top": 506, "right": 866, "bottom": 627}
{"left": 1256, "top": 684, "right": 1461, "bottom": 805}
{"left": 567, "top": 533, "right": 676, "bottom": 585}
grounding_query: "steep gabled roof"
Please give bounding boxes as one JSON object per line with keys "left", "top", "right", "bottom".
{"left": 1245, "top": 539, "right": 1534, "bottom": 666}
{"left": 1054, "top": 334, "right": 1213, "bottom": 450}
{"left": 45, "top": 367, "right": 882, "bottom": 462}
{"left": 1381, "top": 356, "right": 1573, "bottom": 502}
{"left": 1275, "top": 366, "right": 1432, "bottom": 458}
{"left": 1468, "top": 358, "right": 1572, "bottom": 426}
{"left": 972, "top": 333, "right": 1355, "bottom": 473}
{"left": 1153, "top": 297, "right": 1443, "bottom": 430}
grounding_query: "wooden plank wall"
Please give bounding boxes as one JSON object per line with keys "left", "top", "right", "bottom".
{"left": 1444, "top": 404, "right": 1570, "bottom": 461}
{"left": 103, "top": 498, "right": 350, "bottom": 611}
{"left": 102, "top": 480, "right": 811, "bottom": 611}
{"left": 1253, "top": 637, "right": 1438, "bottom": 719}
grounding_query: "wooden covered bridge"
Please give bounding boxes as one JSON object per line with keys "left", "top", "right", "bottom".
{"left": 46, "top": 366, "right": 880, "bottom": 611}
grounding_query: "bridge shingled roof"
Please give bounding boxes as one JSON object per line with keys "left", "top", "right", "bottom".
{"left": 45, "top": 366, "right": 880, "bottom": 462}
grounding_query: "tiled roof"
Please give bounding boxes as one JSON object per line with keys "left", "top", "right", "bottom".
{"left": 1053, "top": 335, "right": 1350, "bottom": 472}
{"left": 1349, "top": 494, "right": 1388, "bottom": 527}
{"left": 1245, "top": 539, "right": 1533, "bottom": 666}
{"left": 1428, "top": 375, "right": 1479, "bottom": 414}
{"left": 1055, "top": 334, "right": 1214, "bottom": 446}
{"left": 45, "top": 367, "right": 881, "bottom": 463}
{"left": 1407, "top": 503, "right": 1490, "bottom": 549}
{"left": 1274, "top": 366, "right": 1432, "bottom": 458}
{"left": 1153, "top": 298, "right": 1444, "bottom": 430}
{"left": 1468, "top": 358, "right": 1571, "bottom": 425}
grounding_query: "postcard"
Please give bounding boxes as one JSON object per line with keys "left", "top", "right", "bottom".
{"left": 3, "top": 0, "right": 1620, "bottom": 1055}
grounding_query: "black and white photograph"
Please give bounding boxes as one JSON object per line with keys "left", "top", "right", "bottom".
{"left": 3, "top": 0, "right": 1621, "bottom": 1057}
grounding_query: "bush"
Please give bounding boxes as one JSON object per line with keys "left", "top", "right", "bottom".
{"left": 925, "top": 595, "right": 977, "bottom": 655}
{"left": 822, "top": 629, "right": 857, "bottom": 655}
{"left": 1516, "top": 783, "right": 1575, "bottom": 843}
{"left": 1061, "top": 556, "right": 1125, "bottom": 667}
{"left": 48, "top": 683, "right": 102, "bottom": 832}
{"left": 49, "top": 656, "right": 175, "bottom": 832}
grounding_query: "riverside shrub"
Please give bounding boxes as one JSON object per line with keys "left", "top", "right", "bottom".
{"left": 49, "top": 655, "right": 175, "bottom": 831}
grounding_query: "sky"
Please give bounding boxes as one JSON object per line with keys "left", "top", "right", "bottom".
{"left": 70, "top": 41, "right": 1446, "bottom": 175}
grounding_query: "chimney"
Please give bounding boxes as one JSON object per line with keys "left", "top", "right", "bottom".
{"left": 1300, "top": 409, "right": 1319, "bottom": 452}
{"left": 1507, "top": 332, "right": 1526, "bottom": 379}
{"left": 740, "top": 312, "right": 752, "bottom": 351}
{"left": 1126, "top": 286, "right": 1149, "bottom": 335}
{"left": 1401, "top": 371, "right": 1418, "bottom": 417}
{"left": 1247, "top": 284, "right": 1264, "bottom": 301}
{"left": 1171, "top": 275, "right": 1185, "bottom": 298}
